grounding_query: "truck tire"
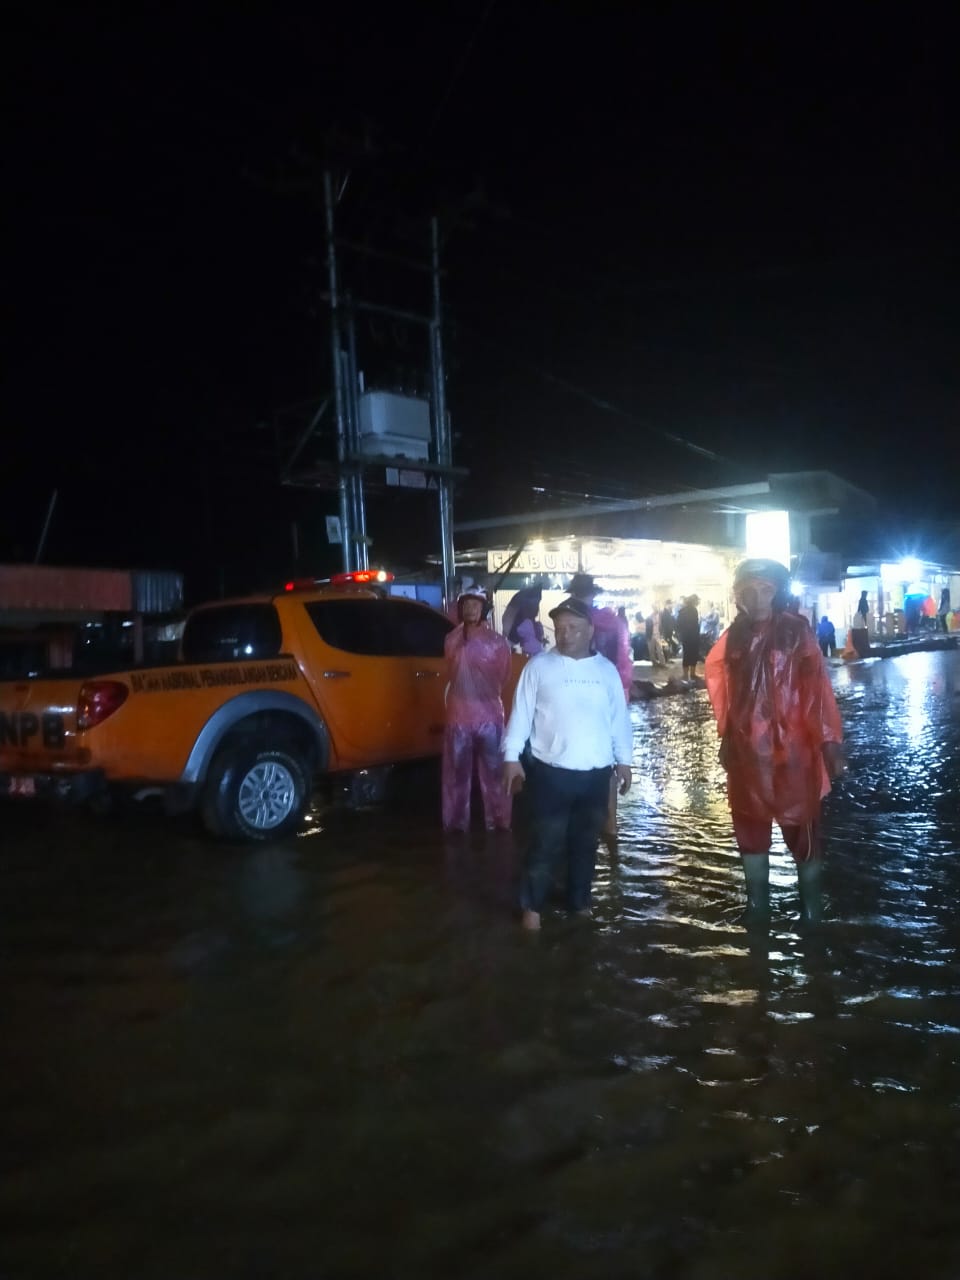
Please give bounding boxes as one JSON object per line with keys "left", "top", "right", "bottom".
{"left": 201, "top": 744, "right": 311, "bottom": 842}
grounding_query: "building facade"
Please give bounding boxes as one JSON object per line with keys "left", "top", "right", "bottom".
{"left": 454, "top": 471, "right": 959, "bottom": 647}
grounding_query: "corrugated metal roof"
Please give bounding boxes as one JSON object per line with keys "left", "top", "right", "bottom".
{"left": 131, "top": 570, "right": 184, "bottom": 614}
{"left": 0, "top": 565, "right": 184, "bottom": 615}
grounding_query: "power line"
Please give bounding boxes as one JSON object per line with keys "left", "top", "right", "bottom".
{"left": 454, "top": 320, "right": 746, "bottom": 472}
{"left": 425, "top": 0, "right": 498, "bottom": 140}
{"left": 447, "top": 264, "right": 802, "bottom": 379}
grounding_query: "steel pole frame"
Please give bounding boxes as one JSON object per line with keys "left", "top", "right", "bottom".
{"left": 431, "top": 217, "right": 456, "bottom": 608}
{"left": 324, "top": 172, "right": 353, "bottom": 572}
{"left": 344, "top": 304, "right": 369, "bottom": 570}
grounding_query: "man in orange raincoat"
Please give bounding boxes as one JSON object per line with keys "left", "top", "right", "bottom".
{"left": 705, "top": 559, "right": 844, "bottom": 923}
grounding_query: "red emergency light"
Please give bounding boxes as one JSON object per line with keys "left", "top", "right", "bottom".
{"left": 283, "top": 570, "right": 394, "bottom": 592}
{"left": 330, "top": 570, "right": 394, "bottom": 585}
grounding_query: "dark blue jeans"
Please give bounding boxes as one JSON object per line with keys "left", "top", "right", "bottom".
{"left": 519, "top": 758, "right": 613, "bottom": 912}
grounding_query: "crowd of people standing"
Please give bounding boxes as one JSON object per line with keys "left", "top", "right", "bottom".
{"left": 629, "top": 598, "right": 721, "bottom": 668}
{"left": 440, "top": 562, "right": 843, "bottom": 933}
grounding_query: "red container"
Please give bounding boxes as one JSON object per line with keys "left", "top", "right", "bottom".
{"left": 0, "top": 565, "right": 132, "bottom": 613}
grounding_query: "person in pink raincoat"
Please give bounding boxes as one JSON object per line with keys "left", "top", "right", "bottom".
{"left": 568, "top": 573, "right": 634, "bottom": 838}
{"left": 442, "top": 587, "right": 513, "bottom": 832}
{"left": 568, "top": 574, "right": 634, "bottom": 699}
{"left": 705, "top": 558, "right": 844, "bottom": 924}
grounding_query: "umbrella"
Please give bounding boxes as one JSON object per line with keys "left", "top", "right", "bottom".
{"left": 500, "top": 586, "right": 542, "bottom": 642}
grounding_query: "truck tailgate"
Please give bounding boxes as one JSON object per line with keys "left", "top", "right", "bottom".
{"left": 0, "top": 677, "right": 87, "bottom": 773}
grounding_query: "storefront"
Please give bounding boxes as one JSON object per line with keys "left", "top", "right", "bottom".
{"left": 484, "top": 536, "right": 740, "bottom": 645}
{"left": 836, "top": 560, "right": 960, "bottom": 638}
{"left": 455, "top": 472, "right": 931, "bottom": 651}
{"left": 877, "top": 560, "right": 959, "bottom": 635}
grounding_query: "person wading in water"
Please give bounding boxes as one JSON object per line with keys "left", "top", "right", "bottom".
{"left": 705, "top": 559, "right": 844, "bottom": 924}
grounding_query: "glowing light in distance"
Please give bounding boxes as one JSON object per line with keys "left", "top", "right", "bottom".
{"left": 744, "top": 511, "right": 790, "bottom": 570}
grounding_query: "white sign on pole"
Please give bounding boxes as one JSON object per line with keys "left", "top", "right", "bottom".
{"left": 325, "top": 516, "right": 342, "bottom": 544}
{"left": 386, "top": 467, "right": 428, "bottom": 490}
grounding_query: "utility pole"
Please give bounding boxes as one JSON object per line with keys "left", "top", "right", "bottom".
{"left": 344, "top": 306, "right": 369, "bottom": 570}
{"left": 324, "top": 172, "right": 354, "bottom": 573}
{"left": 431, "top": 217, "right": 456, "bottom": 605}
{"left": 306, "top": 175, "right": 465, "bottom": 600}
{"left": 34, "top": 489, "right": 58, "bottom": 563}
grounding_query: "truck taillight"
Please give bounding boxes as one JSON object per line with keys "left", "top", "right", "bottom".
{"left": 77, "top": 681, "right": 129, "bottom": 730}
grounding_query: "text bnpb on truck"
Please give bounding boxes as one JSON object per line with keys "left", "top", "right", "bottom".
{"left": 0, "top": 575, "right": 525, "bottom": 841}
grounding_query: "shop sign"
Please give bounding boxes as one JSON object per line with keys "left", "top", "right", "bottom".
{"left": 486, "top": 545, "right": 579, "bottom": 575}
{"left": 582, "top": 539, "right": 731, "bottom": 583}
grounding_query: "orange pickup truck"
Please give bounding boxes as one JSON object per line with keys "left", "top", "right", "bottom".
{"left": 0, "top": 583, "right": 523, "bottom": 841}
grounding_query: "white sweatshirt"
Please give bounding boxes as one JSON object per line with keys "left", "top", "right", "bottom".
{"left": 502, "top": 651, "right": 633, "bottom": 770}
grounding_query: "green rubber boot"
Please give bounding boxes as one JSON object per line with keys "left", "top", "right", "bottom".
{"left": 741, "top": 853, "right": 770, "bottom": 923}
{"left": 797, "top": 859, "right": 823, "bottom": 925}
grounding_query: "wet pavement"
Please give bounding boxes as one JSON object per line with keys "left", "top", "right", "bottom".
{"left": 2, "top": 651, "right": 959, "bottom": 1279}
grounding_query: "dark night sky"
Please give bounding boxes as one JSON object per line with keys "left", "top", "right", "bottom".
{"left": 7, "top": 3, "right": 958, "bottom": 595}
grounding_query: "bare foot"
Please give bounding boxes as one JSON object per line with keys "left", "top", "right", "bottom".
{"left": 521, "top": 910, "right": 541, "bottom": 931}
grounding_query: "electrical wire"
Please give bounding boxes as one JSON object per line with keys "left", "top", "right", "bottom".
{"left": 454, "top": 319, "right": 745, "bottom": 470}
{"left": 425, "top": 0, "right": 498, "bottom": 141}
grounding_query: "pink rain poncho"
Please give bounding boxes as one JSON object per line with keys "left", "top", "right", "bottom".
{"left": 442, "top": 623, "right": 513, "bottom": 831}
{"left": 590, "top": 606, "right": 634, "bottom": 701}
{"left": 705, "top": 610, "right": 843, "bottom": 828}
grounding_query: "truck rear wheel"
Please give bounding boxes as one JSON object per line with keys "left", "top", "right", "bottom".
{"left": 201, "top": 744, "right": 311, "bottom": 841}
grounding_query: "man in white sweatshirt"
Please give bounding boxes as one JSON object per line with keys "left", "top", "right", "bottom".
{"left": 502, "top": 596, "right": 633, "bottom": 930}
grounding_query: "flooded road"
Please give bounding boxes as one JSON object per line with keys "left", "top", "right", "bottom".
{"left": 2, "top": 651, "right": 959, "bottom": 1279}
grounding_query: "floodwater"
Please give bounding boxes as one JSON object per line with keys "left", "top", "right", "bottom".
{"left": 2, "top": 651, "right": 959, "bottom": 1280}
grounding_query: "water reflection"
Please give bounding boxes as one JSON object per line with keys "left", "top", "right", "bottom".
{"left": 0, "top": 652, "right": 958, "bottom": 1278}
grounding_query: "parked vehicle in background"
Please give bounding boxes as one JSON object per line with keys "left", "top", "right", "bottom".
{"left": 0, "top": 581, "right": 525, "bottom": 841}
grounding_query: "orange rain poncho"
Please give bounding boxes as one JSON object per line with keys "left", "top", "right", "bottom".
{"left": 705, "top": 610, "right": 843, "bottom": 825}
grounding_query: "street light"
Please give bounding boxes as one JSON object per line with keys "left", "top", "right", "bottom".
{"left": 898, "top": 557, "right": 922, "bottom": 581}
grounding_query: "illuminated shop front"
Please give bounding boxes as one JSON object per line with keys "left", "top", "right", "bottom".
{"left": 484, "top": 536, "right": 741, "bottom": 642}
{"left": 815, "top": 558, "right": 960, "bottom": 639}
{"left": 454, "top": 472, "right": 906, "bottom": 646}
